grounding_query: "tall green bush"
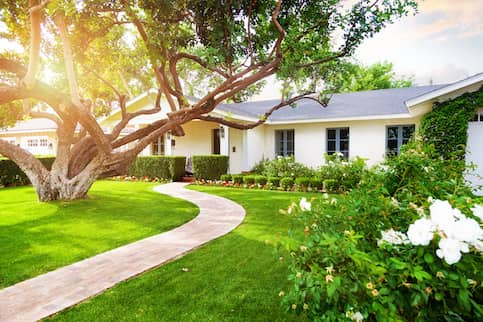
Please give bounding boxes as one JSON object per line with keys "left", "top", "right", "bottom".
{"left": 419, "top": 86, "right": 482, "bottom": 159}
{"left": 0, "top": 157, "right": 55, "bottom": 186}
{"left": 128, "top": 156, "right": 186, "bottom": 180}
{"left": 281, "top": 139, "right": 481, "bottom": 321}
{"left": 192, "top": 155, "right": 229, "bottom": 180}
{"left": 255, "top": 156, "right": 313, "bottom": 178}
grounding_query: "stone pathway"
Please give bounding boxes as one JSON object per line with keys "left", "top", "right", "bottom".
{"left": 0, "top": 183, "right": 245, "bottom": 322}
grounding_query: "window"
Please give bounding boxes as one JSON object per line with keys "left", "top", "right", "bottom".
{"left": 386, "top": 125, "right": 415, "bottom": 156}
{"left": 39, "top": 138, "right": 48, "bottom": 147}
{"left": 151, "top": 135, "right": 165, "bottom": 155}
{"left": 275, "top": 129, "right": 294, "bottom": 157}
{"left": 27, "top": 139, "right": 38, "bottom": 147}
{"left": 471, "top": 108, "right": 483, "bottom": 122}
{"left": 327, "top": 127, "right": 349, "bottom": 158}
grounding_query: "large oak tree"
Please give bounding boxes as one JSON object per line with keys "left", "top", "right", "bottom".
{"left": 0, "top": 0, "right": 417, "bottom": 201}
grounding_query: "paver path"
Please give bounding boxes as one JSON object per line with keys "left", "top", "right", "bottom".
{"left": 0, "top": 182, "right": 245, "bottom": 322}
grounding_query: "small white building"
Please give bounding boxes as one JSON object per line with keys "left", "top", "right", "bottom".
{"left": 1, "top": 73, "right": 482, "bottom": 193}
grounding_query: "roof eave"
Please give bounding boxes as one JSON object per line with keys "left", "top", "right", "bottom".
{"left": 405, "top": 73, "right": 483, "bottom": 108}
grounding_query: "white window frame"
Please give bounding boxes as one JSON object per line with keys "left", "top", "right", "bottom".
{"left": 386, "top": 124, "right": 415, "bottom": 156}
{"left": 275, "top": 129, "right": 295, "bottom": 157}
{"left": 327, "top": 127, "right": 350, "bottom": 159}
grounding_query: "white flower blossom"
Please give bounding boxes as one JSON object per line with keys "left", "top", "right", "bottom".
{"left": 299, "top": 198, "right": 311, "bottom": 211}
{"left": 436, "top": 238, "right": 469, "bottom": 265}
{"left": 472, "top": 204, "right": 483, "bottom": 221}
{"left": 407, "top": 218, "right": 434, "bottom": 246}
{"left": 378, "top": 229, "right": 410, "bottom": 246}
{"left": 349, "top": 311, "right": 364, "bottom": 322}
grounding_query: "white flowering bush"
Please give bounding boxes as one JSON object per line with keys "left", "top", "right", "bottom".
{"left": 281, "top": 141, "right": 482, "bottom": 321}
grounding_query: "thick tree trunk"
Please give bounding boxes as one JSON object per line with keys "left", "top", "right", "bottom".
{"left": 35, "top": 169, "right": 99, "bottom": 202}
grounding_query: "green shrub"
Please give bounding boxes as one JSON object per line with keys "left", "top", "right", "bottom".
{"left": 251, "top": 158, "right": 270, "bottom": 174}
{"left": 281, "top": 139, "right": 482, "bottom": 321}
{"left": 319, "top": 154, "right": 367, "bottom": 192}
{"left": 280, "top": 177, "right": 294, "bottom": 191}
{"left": 232, "top": 174, "right": 244, "bottom": 184}
{"left": 267, "top": 176, "right": 280, "bottom": 187}
{"left": 254, "top": 175, "right": 267, "bottom": 186}
{"left": 242, "top": 175, "right": 256, "bottom": 184}
{"left": 323, "top": 179, "right": 339, "bottom": 193}
{"left": 295, "top": 177, "right": 310, "bottom": 191}
{"left": 309, "top": 178, "right": 323, "bottom": 191}
{"left": 192, "top": 155, "right": 229, "bottom": 180}
{"left": 0, "top": 157, "right": 55, "bottom": 186}
{"left": 220, "top": 174, "right": 232, "bottom": 182}
{"left": 261, "top": 156, "right": 313, "bottom": 178}
{"left": 128, "top": 156, "right": 186, "bottom": 180}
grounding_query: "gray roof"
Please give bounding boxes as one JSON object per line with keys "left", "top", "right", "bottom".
{"left": 216, "top": 85, "right": 447, "bottom": 122}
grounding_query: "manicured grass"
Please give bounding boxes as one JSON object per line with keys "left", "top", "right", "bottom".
{"left": 0, "top": 181, "right": 198, "bottom": 289}
{"left": 49, "top": 186, "right": 313, "bottom": 322}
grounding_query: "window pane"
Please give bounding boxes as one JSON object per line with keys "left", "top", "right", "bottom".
{"left": 327, "top": 140, "right": 336, "bottom": 151}
{"left": 339, "top": 140, "right": 349, "bottom": 152}
{"left": 327, "top": 129, "right": 336, "bottom": 140}
{"left": 402, "top": 125, "right": 415, "bottom": 139}
{"left": 480, "top": 113, "right": 483, "bottom": 122}
{"left": 340, "top": 128, "right": 349, "bottom": 140}
{"left": 387, "top": 127, "right": 398, "bottom": 139}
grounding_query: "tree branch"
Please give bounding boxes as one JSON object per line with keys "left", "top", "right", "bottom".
{"left": 22, "top": 0, "right": 42, "bottom": 89}
{"left": 53, "top": 13, "right": 82, "bottom": 107}
{"left": 172, "top": 53, "right": 229, "bottom": 79}
{"left": 197, "top": 92, "right": 322, "bottom": 129}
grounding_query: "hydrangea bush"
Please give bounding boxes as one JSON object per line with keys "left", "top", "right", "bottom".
{"left": 281, "top": 141, "right": 483, "bottom": 321}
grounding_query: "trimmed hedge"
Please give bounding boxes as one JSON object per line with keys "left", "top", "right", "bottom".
{"left": 220, "top": 174, "right": 232, "bottom": 182}
{"left": 243, "top": 175, "right": 256, "bottom": 185}
{"left": 254, "top": 175, "right": 267, "bottom": 185}
{"left": 280, "top": 177, "right": 294, "bottom": 191}
{"left": 0, "top": 157, "right": 55, "bottom": 186}
{"left": 267, "top": 176, "right": 280, "bottom": 187}
{"left": 309, "top": 178, "right": 323, "bottom": 191}
{"left": 192, "top": 155, "right": 229, "bottom": 180}
{"left": 232, "top": 174, "right": 244, "bottom": 184}
{"left": 128, "top": 156, "right": 186, "bottom": 181}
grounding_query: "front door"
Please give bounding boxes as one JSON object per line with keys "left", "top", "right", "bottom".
{"left": 212, "top": 128, "right": 220, "bottom": 155}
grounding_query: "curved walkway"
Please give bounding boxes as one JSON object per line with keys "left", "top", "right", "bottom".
{"left": 0, "top": 182, "right": 245, "bottom": 322}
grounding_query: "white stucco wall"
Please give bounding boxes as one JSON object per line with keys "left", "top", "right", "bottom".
{"left": 260, "top": 117, "right": 422, "bottom": 169}
{"left": 170, "top": 120, "right": 219, "bottom": 157}
{"left": 246, "top": 125, "right": 266, "bottom": 170}
{"left": 466, "top": 120, "right": 483, "bottom": 195}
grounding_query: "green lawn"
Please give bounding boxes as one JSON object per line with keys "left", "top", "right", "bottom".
{"left": 49, "top": 186, "right": 313, "bottom": 322}
{"left": 0, "top": 180, "right": 198, "bottom": 289}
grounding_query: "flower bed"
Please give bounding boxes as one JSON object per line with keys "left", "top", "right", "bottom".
{"left": 279, "top": 140, "right": 482, "bottom": 321}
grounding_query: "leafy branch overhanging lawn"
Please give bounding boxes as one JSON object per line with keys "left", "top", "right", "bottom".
{"left": 0, "top": 181, "right": 197, "bottom": 289}
{"left": 48, "top": 186, "right": 313, "bottom": 322}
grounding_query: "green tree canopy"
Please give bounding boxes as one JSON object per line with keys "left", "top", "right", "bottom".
{"left": 327, "top": 61, "right": 413, "bottom": 92}
{"left": 0, "top": 0, "right": 418, "bottom": 201}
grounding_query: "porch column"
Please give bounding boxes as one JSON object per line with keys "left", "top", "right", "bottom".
{"left": 165, "top": 132, "right": 173, "bottom": 156}
{"left": 220, "top": 125, "right": 230, "bottom": 156}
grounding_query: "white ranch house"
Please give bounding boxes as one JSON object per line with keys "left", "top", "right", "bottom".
{"left": 1, "top": 73, "right": 482, "bottom": 193}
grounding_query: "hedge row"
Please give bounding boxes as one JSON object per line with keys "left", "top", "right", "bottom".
{"left": 0, "top": 157, "right": 55, "bottom": 187}
{"left": 192, "top": 155, "right": 229, "bottom": 180}
{"left": 128, "top": 156, "right": 186, "bottom": 181}
{"left": 219, "top": 174, "right": 330, "bottom": 192}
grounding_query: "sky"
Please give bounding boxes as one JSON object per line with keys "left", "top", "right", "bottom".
{"left": 255, "top": 0, "right": 483, "bottom": 100}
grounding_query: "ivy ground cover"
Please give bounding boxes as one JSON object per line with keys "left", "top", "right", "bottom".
{"left": 48, "top": 186, "right": 314, "bottom": 322}
{"left": 0, "top": 181, "right": 198, "bottom": 289}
